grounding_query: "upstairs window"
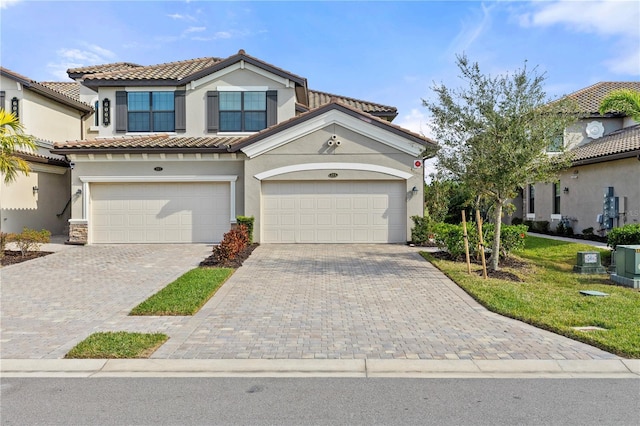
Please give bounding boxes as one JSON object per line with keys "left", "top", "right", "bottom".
{"left": 207, "top": 90, "right": 277, "bottom": 133}
{"left": 546, "top": 135, "right": 563, "bottom": 153}
{"left": 127, "top": 92, "right": 175, "bottom": 132}
{"left": 219, "top": 91, "right": 267, "bottom": 132}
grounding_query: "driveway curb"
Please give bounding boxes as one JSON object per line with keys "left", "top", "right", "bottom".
{"left": 1, "top": 359, "right": 638, "bottom": 378}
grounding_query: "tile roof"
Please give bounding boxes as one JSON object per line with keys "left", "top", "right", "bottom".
{"left": 82, "top": 57, "right": 222, "bottom": 82}
{"left": 67, "top": 62, "right": 142, "bottom": 76}
{"left": 53, "top": 134, "right": 245, "bottom": 152}
{"left": 308, "top": 90, "right": 397, "bottom": 117}
{"left": 0, "top": 67, "right": 93, "bottom": 112}
{"left": 53, "top": 101, "right": 435, "bottom": 153}
{"left": 571, "top": 124, "right": 640, "bottom": 163}
{"left": 39, "top": 81, "right": 81, "bottom": 101}
{"left": 15, "top": 150, "right": 68, "bottom": 167}
{"left": 565, "top": 82, "right": 640, "bottom": 114}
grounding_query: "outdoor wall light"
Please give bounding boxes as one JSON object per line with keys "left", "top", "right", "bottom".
{"left": 11, "top": 97, "right": 19, "bottom": 117}
{"left": 412, "top": 186, "right": 419, "bottom": 194}
{"left": 75, "top": 188, "right": 82, "bottom": 195}
{"left": 32, "top": 186, "right": 38, "bottom": 194}
{"left": 563, "top": 187, "right": 569, "bottom": 194}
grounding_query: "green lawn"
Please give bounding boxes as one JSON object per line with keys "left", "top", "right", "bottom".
{"left": 65, "top": 332, "right": 167, "bottom": 359}
{"left": 130, "top": 267, "right": 234, "bottom": 316}
{"left": 422, "top": 236, "right": 640, "bottom": 358}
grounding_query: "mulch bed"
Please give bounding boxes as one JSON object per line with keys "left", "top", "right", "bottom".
{"left": 199, "top": 243, "right": 259, "bottom": 268}
{"left": 428, "top": 250, "right": 525, "bottom": 282}
{"left": 1, "top": 251, "right": 53, "bottom": 267}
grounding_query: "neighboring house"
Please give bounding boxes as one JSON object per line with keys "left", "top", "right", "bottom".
{"left": 0, "top": 67, "right": 94, "bottom": 235}
{"left": 515, "top": 82, "right": 640, "bottom": 235}
{"left": 51, "top": 50, "right": 435, "bottom": 244}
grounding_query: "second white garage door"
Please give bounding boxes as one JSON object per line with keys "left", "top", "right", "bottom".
{"left": 262, "top": 181, "right": 406, "bottom": 243}
{"left": 91, "top": 182, "right": 230, "bottom": 243}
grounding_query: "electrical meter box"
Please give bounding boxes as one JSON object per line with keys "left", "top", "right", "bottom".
{"left": 610, "top": 245, "right": 640, "bottom": 289}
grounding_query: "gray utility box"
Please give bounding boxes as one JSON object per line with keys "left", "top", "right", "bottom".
{"left": 610, "top": 245, "right": 640, "bottom": 289}
{"left": 573, "top": 251, "right": 606, "bottom": 274}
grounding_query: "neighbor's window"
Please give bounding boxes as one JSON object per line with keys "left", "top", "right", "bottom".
{"left": 528, "top": 185, "right": 535, "bottom": 214}
{"left": 553, "top": 182, "right": 561, "bottom": 214}
{"left": 547, "top": 134, "right": 563, "bottom": 153}
{"left": 219, "top": 91, "right": 266, "bottom": 132}
{"left": 127, "top": 92, "right": 175, "bottom": 132}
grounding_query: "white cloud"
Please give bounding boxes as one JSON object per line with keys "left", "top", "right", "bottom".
{"left": 520, "top": 0, "right": 640, "bottom": 75}
{"left": 167, "top": 13, "right": 195, "bottom": 21}
{"left": 395, "top": 108, "right": 435, "bottom": 139}
{"left": 523, "top": 0, "right": 639, "bottom": 37}
{"left": 184, "top": 26, "right": 206, "bottom": 34}
{"left": 46, "top": 44, "right": 117, "bottom": 80}
{"left": 448, "top": 2, "right": 495, "bottom": 54}
{"left": 0, "top": 0, "right": 21, "bottom": 9}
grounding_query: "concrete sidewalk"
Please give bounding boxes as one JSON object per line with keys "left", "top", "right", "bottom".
{"left": 528, "top": 232, "right": 610, "bottom": 248}
{"left": 2, "top": 358, "right": 638, "bottom": 378}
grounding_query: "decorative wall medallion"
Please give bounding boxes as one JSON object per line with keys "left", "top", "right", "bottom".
{"left": 585, "top": 121, "right": 604, "bottom": 139}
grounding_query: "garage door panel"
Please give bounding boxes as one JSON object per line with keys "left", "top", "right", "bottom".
{"left": 262, "top": 181, "right": 405, "bottom": 243}
{"left": 91, "top": 182, "right": 229, "bottom": 243}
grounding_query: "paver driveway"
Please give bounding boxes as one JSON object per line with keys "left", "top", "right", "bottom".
{"left": 1, "top": 244, "right": 618, "bottom": 360}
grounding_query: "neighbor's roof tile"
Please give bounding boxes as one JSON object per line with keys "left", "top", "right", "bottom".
{"left": 39, "top": 82, "right": 81, "bottom": 101}
{"left": 565, "top": 82, "right": 640, "bottom": 114}
{"left": 67, "top": 62, "right": 143, "bottom": 75}
{"left": 571, "top": 124, "right": 640, "bottom": 162}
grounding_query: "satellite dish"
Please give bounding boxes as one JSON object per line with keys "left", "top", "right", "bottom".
{"left": 586, "top": 121, "right": 604, "bottom": 139}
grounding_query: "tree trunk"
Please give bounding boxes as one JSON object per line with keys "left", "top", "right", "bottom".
{"left": 489, "top": 201, "right": 504, "bottom": 271}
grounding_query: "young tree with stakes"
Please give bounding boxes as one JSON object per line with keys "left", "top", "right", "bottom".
{"left": 424, "top": 55, "right": 579, "bottom": 271}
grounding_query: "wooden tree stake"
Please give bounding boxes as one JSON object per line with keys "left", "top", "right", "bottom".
{"left": 476, "top": 209, "right": 488, "bottom": 279}
{"left": 461, "top": 210, "right": 471, "bottom": 274}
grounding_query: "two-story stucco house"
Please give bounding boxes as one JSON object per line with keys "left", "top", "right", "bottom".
{"left": 518, "top": 82, "right": 640, "bottom": 235}
{"left": 0, "top": 67, "right": 94, "bottom": 234}
{"left": 51, "top": 50, "right": 435, "bottom": 244}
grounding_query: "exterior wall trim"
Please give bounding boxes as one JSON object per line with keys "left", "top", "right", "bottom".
{"left": 254, "top": 163, "right": 413, "bottom": 181}
{"left": 241, "top": 109, "right": 425, "bottom": 158}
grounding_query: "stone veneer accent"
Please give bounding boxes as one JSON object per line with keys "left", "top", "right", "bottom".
{"left": 68, "top": 221, "right": 88, "bottom": 245}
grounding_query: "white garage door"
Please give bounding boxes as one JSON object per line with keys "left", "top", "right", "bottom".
{"left": 262, "top": 181, "right": 406, "bottom": 243}
{"left": 91, "top": 182, "right": 230, "bottom": 243}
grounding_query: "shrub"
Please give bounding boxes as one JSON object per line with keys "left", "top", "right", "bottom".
{"left": 532, "top": 220, "right": 550, "bottom": 233}
{"left": 213, "top": 225, "right": 249, "bottom": 263}
{"left": 236, "top": 216, "right": 255, "bottom": 243}
{"left": 8, "top": 228, "right": 51, "bottom": 257}
{"left": 582, "top": 227, "right": 594, "bottom": 236}
{"left": 411, "top": 215, "right": 435, "bottom": 245}
{"left": 511, "top": 217, "right": 523, "bottom": 226}
{"left": 607, "top": 223, "right": 640, "bottom": 250}
{"left": 0, "top": 232, "right": 9, "bottom": 258}
{"left": 432, "top": 222, "right": 527, "bottom": 259}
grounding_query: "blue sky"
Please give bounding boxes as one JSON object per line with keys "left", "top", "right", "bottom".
{"left": 1, "top": 0, "right": 639, "bottom": 135}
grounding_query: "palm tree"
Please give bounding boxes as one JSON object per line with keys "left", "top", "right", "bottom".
{"left": 599, "top": 89, "right": 640, "bottom": 122}
{"left": 0, "top": 108, "right": 36, "bottom": 184}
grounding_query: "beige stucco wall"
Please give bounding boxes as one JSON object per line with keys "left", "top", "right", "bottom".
{"left": 96, "top": 66, "right": 297, "bottom": 138}
{"left": 527, "top": 157, "right": 640, "bottom": 234}
{"left": 244, "top": 123, "right": 424, "bottom": 243}
{"left": 1, "top": 75, "right": 84, "bottom": 142}
{"left": 1, "top": 165, "right": 70, "bottom": 234}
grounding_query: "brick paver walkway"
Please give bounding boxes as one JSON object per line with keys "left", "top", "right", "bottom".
{"left": 1, "top": 244, "right": 618, "bottom": 360}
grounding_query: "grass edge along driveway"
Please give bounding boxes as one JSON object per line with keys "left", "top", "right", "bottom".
{"left": 130, "top": 267, "right": 234, "bottom": 316}
{"left": 422, "top": 236, "right": 640, "bottom": 359}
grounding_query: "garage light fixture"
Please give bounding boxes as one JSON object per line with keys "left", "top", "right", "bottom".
{"left": 32, "top": 186, "right": 38, "bottom": 194}
{"left": 412, "top": 186, "right": 419, "bottom": 194}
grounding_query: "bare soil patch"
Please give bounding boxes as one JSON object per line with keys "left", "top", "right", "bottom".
{"left": 199, "top": 243, "right": 259, "bottom": 268}
{"left": 1, "top": 251, "right": 53, "bottom": 267}
{"left": 428, "top": 250, "right": 526, "bottom": 282}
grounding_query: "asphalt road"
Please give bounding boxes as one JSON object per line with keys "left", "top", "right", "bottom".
{"left": 1, "top": 378, "right": 638, "bottom": 425}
